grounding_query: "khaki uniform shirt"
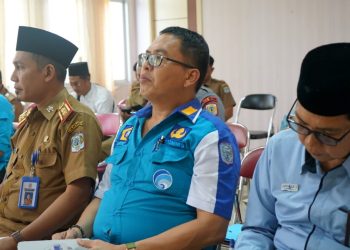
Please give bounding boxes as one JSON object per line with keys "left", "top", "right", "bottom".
{"left": 127, "top": 81, "right": 147, "bottom": 108}
{"left": 204, "top": 78, "right": 236, "bottom": 109}
{"left": 0, "top": 85, "right": 24, "bottom": 122}
{"left": 0, "top": 88, "right": 102, "bottom": 236}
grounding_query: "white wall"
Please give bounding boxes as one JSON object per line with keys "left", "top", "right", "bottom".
{"left": 201, "top": 0, "right": 350, "bottom": 133}
{"left": 154, "top": 0, "right": 188, "bottom": 35}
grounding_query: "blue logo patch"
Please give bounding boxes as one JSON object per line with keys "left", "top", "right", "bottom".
{"left": 219, "top": 142, "right": 234, "bottom": 165}
{"left": 153, "top": 169, "right": 173, "bottom": 190}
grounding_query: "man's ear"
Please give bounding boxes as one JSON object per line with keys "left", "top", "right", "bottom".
{"left": 43, "top": 64, "right": 56, "bottom": 82}
{"left": 184, "top": 68, "right": 200, "bottom": 88}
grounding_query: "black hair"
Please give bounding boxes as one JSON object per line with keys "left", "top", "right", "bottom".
{"left": 133, "top": 62, "right": 137, "bottom": 72}
{"left": 209, "top": 55, "right": 214, "bottom": 66}
{"left": 31, "top": 53, "right": 67, "bottom": 82}
{"left": 159, "top": 26, "right": 209, "bottom": 91}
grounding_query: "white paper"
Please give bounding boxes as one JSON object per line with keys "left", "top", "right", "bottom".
{"left": 18, "top": 239, "right": 88, "bottom": 250}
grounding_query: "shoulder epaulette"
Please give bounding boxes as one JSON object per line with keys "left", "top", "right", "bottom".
{"left": 58, "top": 99, "right": 75, "bottom": 123}
{"left": 17, "top": 105, "right": 36, "bottom": 129}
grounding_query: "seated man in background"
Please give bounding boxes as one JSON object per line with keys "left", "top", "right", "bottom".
{"left": 118, "top": 62, "right": 148, "bottom": 123}
{"left": 204, "top": 55, "right": 236, "bottom": 121}
{"left": 0, "top": 94, "right": 14, "bottom": 182}
{"left": 53, "top": 26, "right": 240, "bottom": 250}
{"left": 69, "top": 62, "right": 115, "bottom": 114}
{"left": 0, "top": 70, "right": 24, "bottom": 122}
{"left": 235, "top": 43, "right": 350, "bottom": 249}
{"left": 0, "top": 26, "right": 102, "bottom": 250}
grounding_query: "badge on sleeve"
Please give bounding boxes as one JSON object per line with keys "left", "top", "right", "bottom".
{"left": 71, "top": 132, "right": 85, "bottom": 152}
{"left": 223, "top": 86, "right": 231, "bottom": 93}
{"left": 219, "top": 142, "right": 234, "bottom": 164}
{"left": 18, "top": 176, "right": 40, "bottom": 209}
{"left": 201, "top": 96, "right": 218, "bottom": 116}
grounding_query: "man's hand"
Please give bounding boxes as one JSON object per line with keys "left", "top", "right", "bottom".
{"left": 52, "top": 227, "right": 82, "bottom": 240}
{"left": 77, "top": 239, "right": 121, "bottom": 250}
{"left": 0, "top": 236, "right": 17, "bottom": 250}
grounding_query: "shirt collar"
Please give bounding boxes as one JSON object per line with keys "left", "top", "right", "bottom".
{"left": 301, "top": 149, "right": 350, "bottom": 177}
{"left": 301, "top": 150, "right": 317, "bottom": 174}
{"left": 342, "top": 155, "right": 350, "bottom": 177}
{"left": 37, "top": 88, "right": 69, "bottom": 120}
{"left": 135, "top": 98, "right": 202, "bottom": 124}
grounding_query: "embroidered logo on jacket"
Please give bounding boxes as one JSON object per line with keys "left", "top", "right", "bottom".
{"left": 169, "top": 125, "right": 191, "bottom": 140}
{"left": 118, "top": 125, "right": 133, "bottom": 142}
{"left": 153, "top": 169, "right": 173, "bottom": 190}
{"left": 219, "top": 142, "right": 234, "bottom": 164}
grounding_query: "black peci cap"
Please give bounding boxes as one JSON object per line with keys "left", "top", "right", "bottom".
{"left": 16, "top": 26, "right": 78, "bottom": 69}
{"left": 68, "top": 62, "right": 90, "bottom": 77}
{"left": 297, "top": 43, "right": 350, "bottom": 116}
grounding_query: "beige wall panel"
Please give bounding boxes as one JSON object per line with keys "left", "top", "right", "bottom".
{"left": 155, "top": 19, "right": 188, "bottom": 35}
{"left": 202, "top": 0, "right": 350, "bottom": 143}
{"left": 154, "top": 0, "right": 187, "bottom": 20}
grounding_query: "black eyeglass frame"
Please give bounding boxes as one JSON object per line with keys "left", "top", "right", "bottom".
{"left": 137, "top": 53, "right": 196, "bottom": 69}
{"left": 286, "top": 99, "right": 350, "bottom": 146}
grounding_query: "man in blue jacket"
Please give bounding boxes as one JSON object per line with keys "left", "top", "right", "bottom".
{"left": 0, "top": 94, "right": 14, "bottom": 181}
{"left": 54, "top": 26, "right": 240, "bottom": 250}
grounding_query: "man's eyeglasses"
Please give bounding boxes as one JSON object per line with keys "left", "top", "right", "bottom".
{"left": 286, "top": 100, "right": 350, "bottom": 146}
{"left": 137, "top": 53, "right": 196, "bottom": 69}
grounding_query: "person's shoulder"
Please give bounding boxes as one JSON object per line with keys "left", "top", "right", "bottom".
{"left": 0, "top": 94, "right": 13, "bottom": 112}
{"left": 196, "top": 109, "right": 229, "bottom": 133}
{"left": 268, "top": 129, "right": 300, "bottom": 149}
{"left": 64, "top": 94, "right": 96, "bottom": 117}
{"left": 211, "top": 78, "right": 228, "bottom": 85}
{"left": 94, "top": 83, "right": 111, "bottom": 93}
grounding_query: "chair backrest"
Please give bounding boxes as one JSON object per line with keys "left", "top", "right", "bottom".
{"left": 96, "top": 113, "right": 121, "bottom": 137}
{"left": 234, "top": 94, "right": 277, "bottom": 145}
{"left": 240, "top": 147, "right": 264, "bottom": 178}
{"left": 226, "top": 122, "right": 249, "bottom": 153}
{"left": 241, "top": 94, "right": 276, "bottom": 110}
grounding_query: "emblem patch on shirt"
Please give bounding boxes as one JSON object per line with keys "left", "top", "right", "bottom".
{"left": 281, "top": 183, "right": 299, "bottom": 192}
{"left": 201, "top": 96, "right": 218, "bottom": 116}
{"left": 169, "top": 125, "right": 191, "bottom": 140}
{"left": 223, "top": 86, "right": 231, "bottom": 93}
{"left": 118, "top": 125, "right": 133, "bottom": 142}
{"left": 71, "top": 132, "right": 84, "bottom": 152}
{"left": 205, "top": 103, "right": 218, "bottom": 115}
{"left": 153, "top": 169, "right": 173, "bottom": 190}
{"left": 219, "top": 142, "right": 234, "bottom": 164}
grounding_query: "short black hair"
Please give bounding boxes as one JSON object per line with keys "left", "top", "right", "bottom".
{"left": 209, "top": 55, "right": 214, "bottom": 66}
{"left": 133, "top": 62, "right": 137, "bottom": 72}
{"left": 160, "top": 26, "right": 209, "bottom": 91}
{"left": 31, "top": 53, "right": 67, "bottom": 82}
